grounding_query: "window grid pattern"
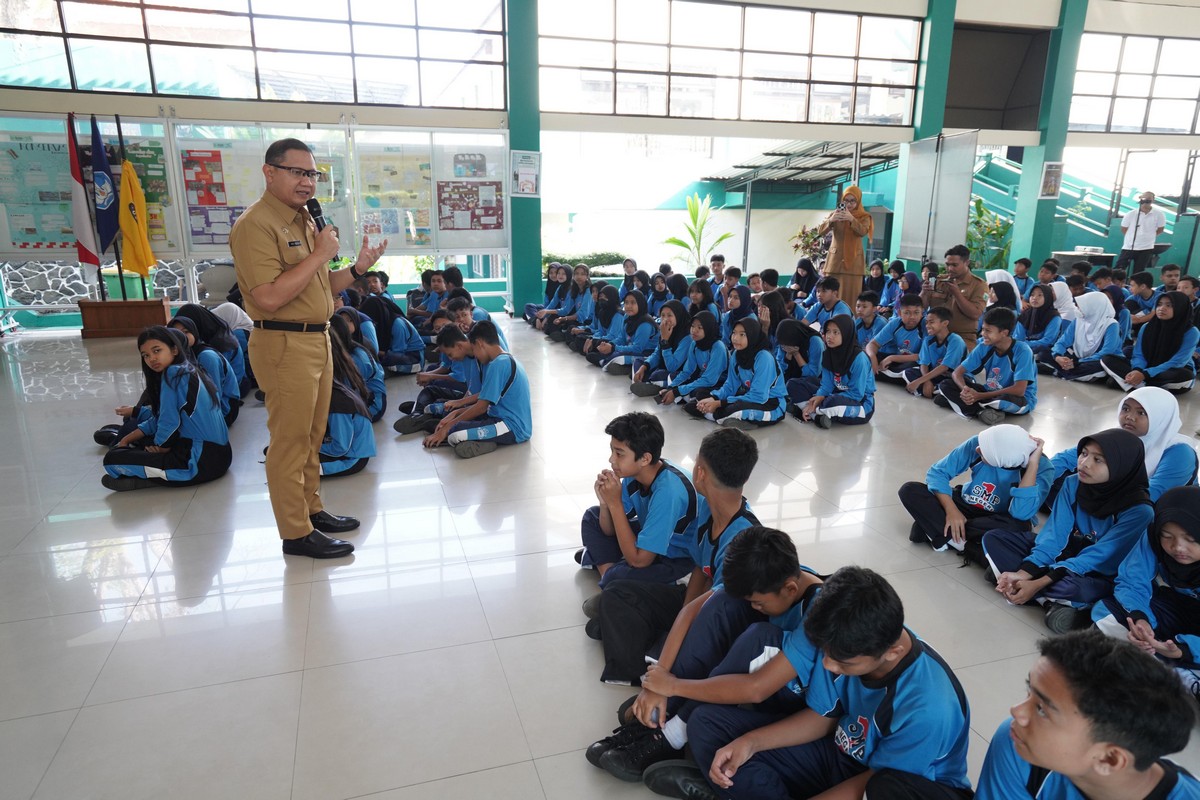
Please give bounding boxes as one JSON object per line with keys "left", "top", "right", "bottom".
{"left": 1069, "top": 32, "right": 1200, "bottom": 134}
{"left": 537, "top": 1, "right": 921, "bottom": 126}
{"left": 0, "top": 0, "right": 507, "bottom": 110}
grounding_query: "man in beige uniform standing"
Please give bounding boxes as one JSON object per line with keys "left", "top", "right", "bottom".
{"left": 230, "top": 138, "right": 387, "bottom": 558}
{"left": 920, "top": 244, "right": 987, "bottom": 351}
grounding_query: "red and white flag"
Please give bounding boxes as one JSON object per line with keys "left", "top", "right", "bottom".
{"left": 66, "top": 113, "right": 99, "bottom": 268}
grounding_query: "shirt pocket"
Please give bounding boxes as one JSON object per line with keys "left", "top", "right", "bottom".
{"left": 279, "top": 236, "right": 308, "bottom": 268}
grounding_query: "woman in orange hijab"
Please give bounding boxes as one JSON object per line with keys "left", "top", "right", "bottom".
{"left": 817, "top": 185, "right": 874, "bottom": 309}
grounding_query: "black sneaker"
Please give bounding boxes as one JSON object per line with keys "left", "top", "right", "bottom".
{"left": 1045, "top": 604, "right": 1090, "bottom": 634}
{"left": 600, "top": 730, "right": 683, "bottom": 782}
{"left": 933, "top": 393, "right": 950, "bottom": 408}
{"left": 101, "top": 474, "right": 160, "bottom": 492}
{"left": 616, "top": 694, "right": 637, "bottom": 726}
{"left": 585, "top": 721, "right": 653, "bottom": 768}
{"left": 585, "top": 617, "right": 602, "bottom": 640}
{"left": 93, "top": 425, "right": 121, "bottom": 447}
{"left": 908, "top": 522, "right": 928, "bottom": 543}
{"left": 398, "top": 401, "right": 416, "bottom": 414}
{"left": 643, "top": 759, "right": 720, "bottom": 800}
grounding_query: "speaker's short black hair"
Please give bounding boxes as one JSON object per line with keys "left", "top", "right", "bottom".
{"left": 265, "top": 137, "right": 312, "bottom": 165}
{"left": 721, "top": 527, "right": 801, "bottom": 598}
{"left": 604, "top": 412, "right": 664, "bottom": 464}
{"left": 697, "top": 427, "right": 757, "bottom": 490}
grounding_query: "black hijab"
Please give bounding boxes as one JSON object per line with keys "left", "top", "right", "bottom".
{"left": 1075, "top": 429, "right": 1151, "bottom": 519}
{"left": 623, "top": 289, "right": 654, "bottom": 337}
{"left": 757, "top": 290, "right": 788, "bottom": 339}
{"left": 658, "top": 300, "right": 691, "bottom": 349}
{"left": 989, "top": 282, "right": 1019, "bottom": 311}
{"left": 650, "top": 274, "right": 671, "bottom": 305}
{"left": 360, "top": 295, "right": 400, "bottom": 351}
{"left": 1141, "top": 291, "right": 1194, "bottom": 368}
{"left": 1018, "top": 284, "right": 1058, "bottom": 337}
{"left": 733, "top": 316, "right": 769, "bottom": 370}
{"left": 792, "top": 258, "right": 817, "bottom": 296}
{"left": 727, "top": 284, "right": 754, "bottom": 324}
{"left": 632, "top": 270, "right": 652, "bottom": 296}
{"left": 667, "top": 273, "right": 690, "bottom": 302}
{"left": 174, "top": 303, "right": 238, "bottom": 354}
{"left": 864, "top": 261, "right": 888, "bottom": 294}
{"left": 691, "top": 310, "right": 719, "bottom": 352}
{"left": 1150, "top": 487, "right": 1200, "bottom": 587}
{"left": 821, "top": 314, "right": 861, "bottom": 375}
{"left": 775, "top": 317, "right": 818, "bottom": 352}
{"left": 167, "top": 315, "right": 217, "bottom": 362}
{"left": 595, "top": 285, "right": 621, "bottom": 329}
{"left": 543, "top": 263, "right": 561, "bottom": 302}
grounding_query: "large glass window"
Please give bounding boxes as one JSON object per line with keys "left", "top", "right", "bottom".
{"left": 538, "top": 1, "right": 919, "bottom": 125}
{"left": 0, "top": 0, "right": 506, "bottom": 110}
{"left": 1071, "top": 32, "right": 1200, "bottom": 134}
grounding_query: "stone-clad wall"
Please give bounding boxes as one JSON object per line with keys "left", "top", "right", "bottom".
{"left": 1, "top": 259, "right": 231, "bottom": 306}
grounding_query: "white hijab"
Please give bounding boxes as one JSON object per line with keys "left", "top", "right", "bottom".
{"left": 1120, "top": 386, "right": 1195, "bottom": 475}
{"left": 978, "top": 424, "right": 1037, "bottom": 469}
{"left": 1072, "top": 291, "right": 1116, "bottom": 359}
{"left": 1051, "top": 282, "right": 1077, "bottom": 321}
{"left": 986, "top": 270, "right": 1022, "bottom": 311}
{"left": 211, "top": 301, "right": 253, "bottom": 333}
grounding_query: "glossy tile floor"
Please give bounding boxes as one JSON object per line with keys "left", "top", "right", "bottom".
{"left": 1, "top": 319, "right": 1198, "bottom": 800}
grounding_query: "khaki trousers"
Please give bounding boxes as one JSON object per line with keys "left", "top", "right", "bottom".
{"left": 827, "top": 270, "right": 863, "bottom": 310}
{"left": 249, "top": 328, "right": 333, "bottom": 539}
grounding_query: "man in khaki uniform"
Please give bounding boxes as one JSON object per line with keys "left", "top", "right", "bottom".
{"left": 920, "top": 244, "right": 987, "bottom": 351}
{"left": 230, "top": 138, "right": 387, "bottom": 558}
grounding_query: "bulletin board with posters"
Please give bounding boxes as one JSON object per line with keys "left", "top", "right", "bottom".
{"left": 431, "top": 132, "right": 509, "bottom": 251}
{"left": 352, "top": 129, "right": 433, "bottom": 251}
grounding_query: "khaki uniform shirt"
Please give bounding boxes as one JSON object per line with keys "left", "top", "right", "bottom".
{"left": 921, "top": 271, "right": 988, "bottom": 337}
{"left": 229, "top": 191, "right": 333, "bottom": 324}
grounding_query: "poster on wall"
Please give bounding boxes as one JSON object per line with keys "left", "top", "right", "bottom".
{"left": 1039, "top": 162, "right": 1064, "bottom": 200}
{"left": 0, "top": 138, "right": 75, "bottom": 253}
{"left": 180, "top": 148, "right": 245, "bottom": 246}
{"left": 511, "top": 150, "right": 541, "bottom": 197}
{"left": 124, "top": 140, "right": 179, "bottom": 251}
{"left": 356, "top": 145, "right": 433, "bottom": 249}
{"left": 436, "top": 181, "right": 504, "bottom": 231}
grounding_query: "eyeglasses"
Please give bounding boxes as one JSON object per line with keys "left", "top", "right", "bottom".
{"left": 267, "top": 163, "right": 321, "bottom": 181}
{"left": 1139, "top": 198, "right": 1154, "bottom": 204}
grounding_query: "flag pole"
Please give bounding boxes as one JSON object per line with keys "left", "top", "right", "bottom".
{"left": 114, "top": 115, "right": 148, "bottom": 300}
{"left": 69, "top": 113, "right": 106, "bottom": 301}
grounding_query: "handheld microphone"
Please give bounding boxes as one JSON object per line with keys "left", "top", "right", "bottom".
{"left": 306, "top": 198, "right": 327, "bottom": 232}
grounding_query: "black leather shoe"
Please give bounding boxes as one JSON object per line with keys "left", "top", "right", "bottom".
{"left": 310, "top": 510, "right": 360, "bottom": 533}
{"left": 282, "top": 531, "right": 354, "bottom": 558}
{"left": 94, "top": 425, "right": 122, "bottom": 447}
{"left": 642, "top": 759, "right": 720, "bottom": 799}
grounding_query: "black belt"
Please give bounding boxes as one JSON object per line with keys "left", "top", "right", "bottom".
{"left": 253, "top": 320, "right": 328, "bottom": 333}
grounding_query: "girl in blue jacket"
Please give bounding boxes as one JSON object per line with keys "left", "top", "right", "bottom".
{"left": 775, "top": 317, "right": 824, "bottom": 404}
{"left": 899, "top": 425, "right": 1054, "bottom": 557}
{"left": 793, "top": 314, "right": 876, "bottom": 428}
{"left": 631, "top": 301, "right": 693, "bottom": 397}
{"left": 661, "top": 310, "right": 728, "bottom": 406}
{"left": 576, "top": 284, "right": 622, "bottom": 354}
{"left": 587, "top": 289, "right": 658, "bottom": 373}
{"left": 361, "top": 295, "right": 424, "bottom": 374}
{"left": 167, "top": 315, "right": 241, "bottom": 426}
{"left": 720, "top": 284, "right": 756, "bottom": 344}
{"left": 545, "top": 264, "right": 592, "bottom": 341}
{"left": 1102, "top": 291, "right": 1198, "bottom": 393}
{"left": 1014, "top": 283, "right": 1061, "bottom": 359}
{"left": 984, "top": 428, "right": 1154, "bottom": 633}
{"left": 647, "top": 273, "right": 672, "bottom": 316}
{"left": 331, "top": 311, "right": 386, "bottom": 422}
{"left": 103, "top": 326, "right": 232, "bottom": 491}
{"left": 686, "top": 317, "right": 785, "bottom": 428}
{"left": 173, "top": 303, "right": 249, "bottom": 396}
{"left": 320, "top": 322, "right": 377, "bottom": 477}
{"left": 1093, "top": 487, "right": 1200, "bottom": 680}
{"left": 1040, "top": 290, "right": 1122, "bottom": 382}
{"left": 688, "top": 279, "right": 720, "bottom": 321}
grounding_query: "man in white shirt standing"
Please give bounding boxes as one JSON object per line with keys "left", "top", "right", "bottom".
{"left": 1115, "top": 192, "right": 1166, "bottom": 273}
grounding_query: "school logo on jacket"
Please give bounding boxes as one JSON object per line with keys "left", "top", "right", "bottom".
{"left": 964, "top": 481, "right": 998, "bottom": 511}
{"left": 901, "top": 337, "right": 915, "bottom": 353}
{"left": 986, "top": 366, "right": 1003, "bottom": 390}
{"left": 835, "top": 714, "right": 870, "bottom": 761}
{"left": 833, "top": 373, "right": 849, "bottom": 391}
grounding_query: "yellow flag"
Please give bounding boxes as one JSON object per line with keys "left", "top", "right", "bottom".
{"left": 118, "top": 160, "right": 156, "bottom": 277}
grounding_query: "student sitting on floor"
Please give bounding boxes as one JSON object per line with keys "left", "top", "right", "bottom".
{"left": 984, "top": 428, "right": 1154, "bottom": 634}
{"left": 420, "top": 320, "right": 531, "bottom": 459}
{"left": 360, "top": 296, "right": 425, "bottom": 374}
{"left": 976, "top": 630, "right": 1198, "bottom": 800}
{"left": 1014, "top": 283, "right": 1062, "bottom": 360}
{"left": 667, "top": 273, "right": 690, "bottom": 304}
{"left": 717, "top": 267, "right": 743, "bottom": 312}
{"left": 1105, "top": 283, "right": 1134, "bottom": 343}
{"left": 801, "top": 277, "right": 852, "bottom": 327}
{"left": 720, "top": 284, "right": 755, "bottom": 344}
{"left": 648, "top": 273, "right": 672, "bottom": 316}
{"left": 576, "top": 411, "right": 697, "bottom": 590}
{"left": 410, "top": 269, "right": 447, "bottom": 323}
{"left": 1045, "top": 386, "right": 1198, "bottom": 508}
{"left": 903, "top": 307, "right": 966, "bottom": 400}
{"left": 394, "top": 325, "right": 482, "bottom": 436}
{"left": 792, "top": 314, "right": 876, "bottom": 428}
{"left": 174, "top": 303, "right": 249, "bottom": 395}
{"left": 1040, "top": 290, "right": 1121, "bottom": 383}
{"left": 211, "top": 300, "right": 255, "bottom": 391}
{"left": 1126, "top": 270, "right": 1162, "bottom": 333}
{"left": 687, "top": 318, "right": 787, "bottom": 429}
{"left": 899, "top": 425, "right": 1052, "bottom": 561}
{"left": 692, "top": 566, "right": 973, "bottom": 800}
{"left": 336, "top": 290, "right": 380, "bottom": 356}
{"left": 329, "top": 312, "right": 385, "bottom": 423}
{"left": 632, "top": 301, "right": 693, "bottom": 397}
{"left": 103, "top": 326, "right": 232, "bottom": 492}
{"left": 1093, "top": 487, "right": 1200, "bottom": 694}
{"left": 865, "top": 294, "right": 925, "bottom": 383}
{"left": 688, "top": 279, "right": 720, "bottom": 321}
{"left": 576, "top": 284, "right": 623, "bottom": 355}
{"left": 529, "top": 262, "right": 570, "bottom": 328}
{"left": 166, "top": 316, "right": 242, "bottom": 426}
{"left": 789, "top": 257, "right": 819, "bottom": 307}
{"left": 1102, "top": 291, "right": 1198, "bottom": 393}
{"left": 852, "top": 290, "right": 887, "bottom": 348}
{"left": 755, "top": 289, "right": 788, "bottom": 347}
{"left": 595, "top": 527, "right": 825, "bottom": 788}
{"left": 545, "top": 264, "right": 592, "bottom": 340}
{"left": 937, "top": 307, "right": 1037, "bottom": 425}
{"left": 586, "top": 429, "right": 760, "bottom": 688}
{"left": 587, "top": 289, "right": 659, "bottom": 374}
{"left": 318, "top": 321, "right": 377, "bottom": 477}
{"left": 659, "top": 311, "right": 728, "bottom": 407}
{"left": 776, "top": 318, "right": 825, "bottom": 404}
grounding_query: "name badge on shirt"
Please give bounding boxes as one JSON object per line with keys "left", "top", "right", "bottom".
{"left": 287, "top": 240, "right": 303, "bottom": 248}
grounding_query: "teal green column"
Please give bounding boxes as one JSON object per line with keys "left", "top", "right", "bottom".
{"left": 1009, "top": 0, "right": 1088, "bottom": 262}
{"left": 505, "top": 0, "right": 543, "bottom": 314}
{"left": 891, "top": 0, "right": 956, "bottom": 256}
